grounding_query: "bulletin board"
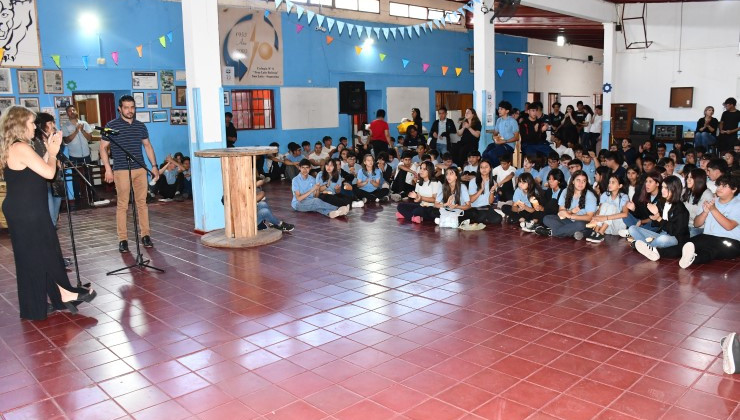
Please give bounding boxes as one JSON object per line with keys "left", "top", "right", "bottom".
{"left": 280, "top": 87, "right": 338, "bottom": 130}
{"left": 387, "top": 87, "right": 430, "bottom": 124}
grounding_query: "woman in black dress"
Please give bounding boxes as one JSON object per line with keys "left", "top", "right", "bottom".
{"left": 1, "top": 106, "right": 95, "bottom": 320}
{"left": 455, "top": 108, "right": 482, "bottom": 167}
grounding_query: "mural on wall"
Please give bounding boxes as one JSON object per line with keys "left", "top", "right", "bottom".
{"left": 219, "top": 8, "right": 283, "bottom": 86}
{"left": 0, "top": 0, "right": 41, "bottom": 67}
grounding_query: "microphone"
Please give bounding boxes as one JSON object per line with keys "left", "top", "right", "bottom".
{"left": 95, "top": 126, "right": 119, "bottom": 135}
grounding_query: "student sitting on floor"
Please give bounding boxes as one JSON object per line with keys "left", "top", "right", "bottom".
{"left": 340, "top": 151, "right": 362, "bottom": 184}
{"left": 179, "top": 157, "right": 192, "bottom": 199}
{"left": 354, "top": 154, "right": 390, "bottom": 203}
{"left": 434, "top": 167, "right": 480, "bottom": 228}
{"left": 390, "top": 151, "right": 417, "bottom": 201}
{"left": 468, "top": 159, "right": 503, "bottom": 225}
{"left": 317, "top": 158, "right": 363, "bottom": 209}
{"left": 593, "top": 166, "right": 611, "bottom": 196}
{"left": 428, "top": 149, "right": 440, "bottom": 165}
{"left": 491, "top": 154, "right": 517, "bottom": 203}
{"left": 282, "top": 142, "right": 304, "bottom": 180}
{"left": 331, "top": 143, "right": 345, "bottom": 159}
{"left": 626, "top": 165, "right": 640, "bottom": 200}
{"left": 376, "top": 152, "right": 394, "bottom": 186}
{"left": 255, "top": 179, "right": 294, "bottom": 232}
{"left": 396, "top": 161, "right": 440, "bottom": 223}
{"left": 501, "top": 172, "right": 544, "bottom": 229}
{"left": 387, "top": 149, "right": 400, "bottom": 173}
{"left": 683, "top": 168, "right": 713, "bottom": 237}
{"left": 308, "top": 141, "right": 329, "bottom": 176}
{"left": 647, "top": 175, "right": 739, "bottom": 268}
{"left": 619, "top": 171, "right": 663, "bottom": 238}
{"left": 461, "top": 150, "right": 481, "bottom": 184}
{"left": 631, "top": 175, "right": 690, "bottom": 257}
{"left": 559, "top": 154, "right": 573, "bottom": 183}
{"left": 514, "top": 155, "right": 540, "bottom": 185}
{"left": 527, "top": 169, "right": 567, "bottom": 233}
{"left": 154, "top": 154, "right": 184, "bottom": 202}
{"left": 584, "top": 172, "right": 630, "bottom": 243}
{"left": 263, "top": 142, "right": 284, "bottom": 182}
{"left": 706, "top": 157, "right": 728, "bottom": 194}
{"left": 411, "top": 143, "right": 427, "bottom": 163}
{"left": 538, "top": 152, "right": 561, "bottom": 188}
{"left": 435, "top": 153, "right": 457, "bottom": 179}
{"left": 536, "top": 170, "right": 597, "bottom": 239}
{"left": 292, "top": 159, "right": 349, "bottom": 218}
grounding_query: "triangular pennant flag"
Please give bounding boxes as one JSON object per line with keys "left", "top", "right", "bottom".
{"left": 473, "top": 0, "right": 481, "bottom": 3}
{"left": 82, "top": 55, "right": 89, "bottom": 70}
{"left": 285, "top": 0, "right": 294, "bottom": 12}
{"left": 51, "top": 54, "right": 61, "bottom": 68}
{"left": 167, "top": 31, "right": 173, "bottom": 43}
{"left": 455, "top": 67, "right": 462, "bottom": 76}
{"left": 111, "top": 52, "right": 119, "bottom": 65}
{"left": 413, "top": 25, "right": 421, "bottom": 37}
{"left": 275, "top": 0, "right": 283, "bottom": 8}
{"left": 356, "top": 25, "right": 363, "bottom": 37}
{"left": 337, "top": 21, "right": 345, "bottom": 34}
{"left": 379, "top": 53, "right": 386, "bottom": 61}
{"left": 382, "top": 28, "right": 389, "bottom": 40}
{"left": 545, "top": 64, "right": 552, "bottom": 74}
{"left": 457, "top": 7, "right": 464, "bottom": 15}
{"left": 373, "top": 27, "right": 380, "bottom": 38}
{"left": 296, "top": 24, "right": 304, "bottom": 33}
{"left": 327, "top": 18, "right": 335, "bottom": 31}
{"left": 427, "top": 22, "right": 434, "bottom": 31}
{"left": 347, "top": 23, "right": 354, "bottom": 37}
{"left": 326, "top": 35, "right": 334, "bottom": 45}
{"left": 422, "top": 63, "right": 430, "bottom": 72}
{"left": 390, "top": 28, "right": 397, "bottom": 38}
{"left": 407, "top": 26, "right": 413, "bottom": 38}
{"left": 516, "top": 67, "right": 523, "bottom": 77}
{"left": 136, "top": 44, "right": 143, "bottom": 58}
{"left": 399, "top": 28, "right": 404, "bottom": 39}
{"left": 440, "top": 16, "right": 446, "bottom": 26}
{"left": 442, "top": 66, "right": 449, "bottom": 75}
{"left": 306, "top": 10, "right": 315, "bottom": 23}
{"left": 0, "top": 48, "right": 4, "bottom": 63}
{"left": 264, "top": 10, "right": 270, "bottom": 18}
{"left": 496, "top": 69, "right": 504, "bottom": 77}
{"left": 355, "top": 46, "right": 362, "bottom": 55}
{"left": 316, "top": 15, "right": 325, "bottom": 27}
{"left": 421, "top": 24, "right": 428, "bottom": 33}
{"left": 402, "top": 59, "right": 409, "bottom": 68}
{"left": 296, "top": 6, "right": 304, "bottom": 19}
{"left": 433, "top": 20, "right": 442, "bottom": 29}
{"left": 463, "top": 3, "right": 474, "bottom": 12}
{"left": 159, "top": 35, "right": 166, "bottom": 48}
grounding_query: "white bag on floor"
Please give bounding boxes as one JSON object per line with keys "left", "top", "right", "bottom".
{"left": 438, "top": 208, "right": 463, "bottom": 228}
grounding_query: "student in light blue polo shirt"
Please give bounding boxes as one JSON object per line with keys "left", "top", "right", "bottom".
{"left": 482, "top": 101, "right": 519, "bottom": 167}
{"left": 292, "top": 159, "right": 349, "bottom": 218}
{"left": 538, "top": 152, "right": 562, "bottom": 188}
{"left": 514, "top": 155, "right": 540, "bottom": 184}
{"left": 581, "top": 152, "right": 597, "bottom": 184}
{"left": 538, "top": 170, "right": 597, "bottom": 239}
{"left": 354, "top": 154, "right": 390, "bottom": 203}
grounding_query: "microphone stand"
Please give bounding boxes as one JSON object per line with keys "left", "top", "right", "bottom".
{"left": 57, "top": 154, "right": 87, "bottom": 289}
{"left": 102, "top": 132, "right": 165, "bottom": 275}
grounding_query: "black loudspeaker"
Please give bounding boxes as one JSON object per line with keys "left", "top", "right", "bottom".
{"left": 339, "top": 81, "right": 366, "bottom": 114}
{"left": 588, "top": 55, "right": 594, "bottom": 62}
{"left": 615, "top": 23, "right": 623, "bottom": 32}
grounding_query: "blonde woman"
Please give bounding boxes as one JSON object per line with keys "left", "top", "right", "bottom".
{"left": 1, "top": 106, "right": 95, "bottom": 320}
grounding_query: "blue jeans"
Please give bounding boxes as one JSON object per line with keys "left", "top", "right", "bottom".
{"left": 628, "top": 225, "right": 679, "bottom": 248}
{"left": 623, "top": 213, "right": 660, "bottom": 231}
{"left": 543, "top": 215, "right": 587, "bottom": 237}
{"left": 482, "top": 143, "right": 514, "bottom": 167}
{"left": 521, "top": 143, "right": 555, "bottom": 158}
{"left": 257, "top": 201, "right": 281, "bottom": 226}
{"left": 694, "top": 132, "right": 716, "bottom": 149}
{"left": 48, "top": 186, "right": 62, "bottom": 227}
{"left": 293, "top": 197, "right": 338, "bottom": 216}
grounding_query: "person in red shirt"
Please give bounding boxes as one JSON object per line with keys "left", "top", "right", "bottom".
{"left": 369, "top": 109, "right": 391, "bottom": 158}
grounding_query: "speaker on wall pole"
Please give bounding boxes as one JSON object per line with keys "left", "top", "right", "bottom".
{"left": 339, "top": 81, "right": 366, "bottom": 115}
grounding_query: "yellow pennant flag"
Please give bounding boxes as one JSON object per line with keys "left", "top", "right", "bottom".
{"left": 136, "top": 44, "right": 143, "bottom": 58}
{"left": 0, "top": 48, "right": 5, "bottom": 64}
{"left": 159, "top": 36, "right": 166, "bottom": 48}
{"left": 455, "top": 67, "right": 462, "bottom": 76}
{"left": 326, "top": 35, "right": 334, "bottom": 45}
{"left": 442, "top": 66, "right": 448, "bottom": 76}
{"left": 355, "top": 46, "right": 362, "bottom": 55}
{"left": 379, "top": 53, "right": 386, "bottom": 61}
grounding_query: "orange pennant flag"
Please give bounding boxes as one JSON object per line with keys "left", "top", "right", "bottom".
{"left": 355, "top": 46, "right": 362, "bottom": 55}
{"left": 545, "top": 64, "right": 552, "bottom": 74}
{"left": 326, "top": 35, "right": 334, "bottom": 45}
{"left": 136, "top": 44, "right": 143, "bottom": 58}
{"left": 455, "top": 67, "right": 462, "bottom": 76}
{"left": 442, "top": 66, "right": 448, "bottom": 76}
{"left": 0, "top": 48, "right": 5, "bottom": 63}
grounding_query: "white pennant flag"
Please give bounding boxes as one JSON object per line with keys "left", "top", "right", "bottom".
{"left": 347, "top": 23, "right": 354, "bottom": 37}
{"left": 337, "top": 20, "right": 345, "bottom": 34}
{"left": 413, "top": 25, "right": 421, "bottom": 36}
{"left": 327, "top": 17, "right": 335, "bottom": 31}
{"left": 275, "top": 0, "right": 283, "bottom": 9}
{"left": 373, "top": 27, "right": 380, "bottom": 38}
{"left": 382, "top": 28, "right": 389, "bottom": 40}
{"left": 399, "top": 28, "right": 405, "bottom": 39}
{"left": 306, "top": 10, "right": 315, "bottom": 24}
{"left": 296, "top": 6, "right": 304, "bottom": 19}
{"left": 285, "top": 0, "right": 294, "bottom": 13}
{"left": 427, "top": 22, "right": 434, "bottom": 31}
{"left": 316, "top": 14, "right": 325, "bottom": 27}
{"left": 407, "top": 26, "right": 412, "bottom": 37}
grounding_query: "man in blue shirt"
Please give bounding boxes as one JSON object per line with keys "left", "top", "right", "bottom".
{"left": 482, "top": 101, "right": 519, "bottom": 167}
{"left": 100, "top": 95, "right": 160, "bottom": 253}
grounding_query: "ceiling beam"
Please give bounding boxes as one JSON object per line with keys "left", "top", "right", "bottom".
{"left": 519, "top": 0, "right": 617, "bottom": 23}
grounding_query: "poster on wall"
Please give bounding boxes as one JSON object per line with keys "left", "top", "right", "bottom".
{"left": 0, "top": 69, "right": 12, "bottom": 94}
{"left": 0, "top": 97, "right": 16, "bottom": 114}
{"left": 43, "top": 70, "right": 63, "bottom": 94}
{"left": 219, "top": 8, "right": 283, "bottom": 86}
{"left": 0, "top": 0, "right": 41, "bottom": 67}
{"left": 160, "top": 70, "right": 174, "bottom": 92}
{"left": 132, "top": 71, "right": 158, "bottom": 90}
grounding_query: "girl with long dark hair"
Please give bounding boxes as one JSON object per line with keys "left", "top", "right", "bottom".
{"left": 396, "top": 161, "right": 440, "bottom": 223}
{"left": 455, "top": 108, "right": 481, "bottom": 167}
{"left": 354, "top": 154, "right": 389, "bottom": 202}
{"left": 468, "top": 159, "right": 502, "bottom": 224}
{"left": 501, "top": 172, "right": 543, "bottom": 226}
{"left": 619, "top": 171, "right": 662, "bottom": 237}
{"left": 586, "top": 173, "right": 630, "bottom": 243}
{"left": 633, "top": 175, "right": 690, "bottom": 259}
{"left": 682, "top": 168, "right": 713, "bottom": 237}
{"left": 537, "top": 170, "right": 597, "bottom": 239}
{"left": 32, "top": 113, "right": 66, "bottom": 227}
{"left": 317, "top": 158, "right": 362, "bottom": 209}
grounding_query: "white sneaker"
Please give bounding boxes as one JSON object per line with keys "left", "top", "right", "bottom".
{"left": 329, "top": 209, "right": 341, "bottom": 218}
{"left": 720, "top": 332, "right": 739, "bottom": 374}
{"left": 434, "top": 218, "right": 440, "bottom": 225}
{"left": 679, "top": 242, "right": 696, "bottom": 269}
{"left": 494, "top": 209, "right": 505, "bottom": 218}
{"left": 351, "top": 200, "right": 364, "bottom": 208}
{"left": 458, "top": 219, "right": 471, "bottom": 229}
{"left": 390, "top": 193, "right": 402, "bottom": 202}
{"left": 338, "top": 205, "right": 350, "bottom": 216}
{"left": 375, "top": 198, "right": 380, "bottom": 203}
{"left": 521, "top": 221, "right": 537, "bottom": 233}
{"left": 362, "top": 198, "right": 368, "bottom": 203}
{"left": 635, "top": 241, "right": 660, "bottom": 261}
{"left": 618, "top": 229, "right": 630, "bottom": 238}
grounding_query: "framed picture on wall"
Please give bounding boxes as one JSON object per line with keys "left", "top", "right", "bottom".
{"left": 0, "top": 97, "right": 16, "bottom": 114}
{"left": 21, "top": 97, "right": 40, "bottom": 113}
{"left": 160, "top": 70, "right": 174, "bottom": 92}
{"left": 161, "top": 93, "right": 172, "bottom": 108}
{"left": 43, "top": 70, "right": 64, "bottom": 94}
{"left": 17, "top": 70, "right": 39, "bottom": 94}
{"left": 152, "top": 110, "right": 168, "bottom": 122}
{"left": 54, "top": 96, "right": 72, "bottom": 109}
{"left": 175, "top": 86, "right": 187, "bottom": 107}
{"left": 146, "top": 92, "right": 158, "bottom": 108}
{"left": 132, "top": 71, "right": 158, "bottom": 90}
{"left": 170, "top": 108, "right": 187, "bottom": 125}
{"left": 133, "top": 92, "right": 145, "bottom": 108}
{"left": 224, "top": 91, "right": 230, "bottom": 106}
{"left": 0, "top": 68, "right": 12, "bottom": 94}
{"left": 135, "top": 111, "right": 151, "bottom": 123}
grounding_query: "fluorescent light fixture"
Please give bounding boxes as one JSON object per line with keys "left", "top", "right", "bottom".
{"left": 362, "top": 37, "right": 374, "bottom": 49}
{"left": 557, "top": 35, "right": 566, "bottom": 46}
{"left": 78, "top": 12, "right": 100, "bottom": 34}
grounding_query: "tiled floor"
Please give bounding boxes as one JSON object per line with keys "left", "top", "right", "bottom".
{"left": 1, "top": 181, "right": 739, "bottom": 420}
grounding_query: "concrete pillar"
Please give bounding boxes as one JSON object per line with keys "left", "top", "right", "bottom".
{"left": 601, "top": 22, "right": 616, "bottom": 149}
{"left": 473, "top": 7, "right": 495, "bottom": 151}
{"left": 181, "top": 0, "right": 227, "bottom": 231}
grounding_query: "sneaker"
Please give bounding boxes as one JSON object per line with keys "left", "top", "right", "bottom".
{"left": 586, "top": 232, "right": 605, "bottom": 243}
{"left": 352, "top": 200, "right": 364, "bottom": 208}
{"left": 257, "top": 221, "right": 268, "bottom": 231}
{"left": 141, "top": 236, "right": 154, "bottom": 248}
{"left": 434, "top": 217, "right": 440, "bottom": 225}
{"left": 459, "top": 219, "right": 471, "bottom": 229}
{"left": 618, "top": 229, "right": 630, "bottom": 238}
{"left": 276, "top": 222, "right": 295, "bottom": 232}
{"left": 396, "top": 211, "right": 405, "bottom": 220}
{"left": 375, "top": 198, "right": 380, "bottom": 203}
{"left": 494, "top": 209, "right": 505, "bottom": 218}
{"left": 264, "top": 176, "right": 271, "bottom": 183}
{"left": 381, "top": 195, "right": 390, "bottom": 202}
{"left": 329, "top": 209, "right": 342, "bottom": 218}
{"left": 534, "top": 226, "right": 552, "bottom": 237}
{"left": 119, "top": 240, "right": 129, "bottom": 253}
{"left": 521, "top": 221, "right": 537, "bottom": 233}
{"left": 635, "top": 240, "right": 660, "bottom": 261}
{"left": 720, "top": 332, "right": 739, "bottom": 374}
{"left": 679, "top": 242, "right": 696, "bottom": 269}
{"left": 362, "top": 198, "right": 367, "bottom": 203}
{"left": 411, "top": 216, "right": 422, "bottom": 224}
{"left": 390, "top": 193, "right": 402, "bottom": 202}
{"left": 338, "top": 205, "right": 350, "bottom": 216}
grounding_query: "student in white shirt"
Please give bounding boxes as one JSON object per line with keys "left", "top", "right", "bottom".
{"left": 551, "top": 135, "right": 573, "bottom": 159}
{"left": 491, "top": 154, "right": 516, "bottom": 202}
{"left": 682, "top": 168, "right": 714, "bottom": 237}
{"left": 396, "top": 161, "right": 440, "bottom": 223}
{"left": 308, "top": 141, "right": 329, "bottom": 174}
{"left": 434, "top": 167, "right": 474, "bottom": 227}
{"left": 585, "top": 105, "right": 602, "bottom": 152}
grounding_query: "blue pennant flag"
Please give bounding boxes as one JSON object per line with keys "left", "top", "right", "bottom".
{"left": 327, "top": 17, "right": 335, "bottom": 31}
{"left": 167, "top": 31, "right": 173, "bottom": 42}
{"left": 296, "top": 6, "right": 304, "bottom": 19}
{"left": 373, "top": 27, "right": 380, "bottom": 38}
{"left": 316, "top": 14, "right": 325, "bottom": 27}
{"left": 306, "top": 10, "right": 315, "bottom": 23}
{"left": 497, "top": 69, "right": 504, "bottom": 77}
{"left": 413, "top": 25, "right": 421, "bottom": 36}
{"left": 347, "top": 23, "right": 354, "bottom": 37}
{"left": 398, "top": 28, "right": 404, "bottom": 39}
{"left": 463, "top": 3, "right": 474, "bottom": 12}
{"left": 264, "top": 10, "right": 270, "bottom": 18}
{"left": 390, "top": 28, "right": 397, "bottom": 38}
{"left": 382, "top": 28, "right": 389, "bottom": 39}
{"left": 406, "top": 26, "right": 412, "bottom": 37}
{"left": 285, "top": 0, "right": 294, "bottom": 12}
{"left": 402, "top": 59, "right": 409, "bottom": 68}
{"left": 427, "top": 22, "right": 433, "bottom": 31}
{"left": 433, "top": 19, "right": 442, "bottom": 29}
{"left": 337, "top": 20, "right": 345, "bottom": 34}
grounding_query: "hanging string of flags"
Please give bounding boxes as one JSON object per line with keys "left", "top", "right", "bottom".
{"left": 48, "top": 31, "right": 175, "bottom": 69}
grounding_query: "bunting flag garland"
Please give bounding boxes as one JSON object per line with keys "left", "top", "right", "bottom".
{"left": 166, "top": 31, "right": 173, "bottom": 43}
{"left": 463, "top": 3, "right": 474, "bottom": 12}
{"left": 545, "top": 64, "right": 552, "bottom": 74}
{"left": 264, "top": 10, "right": 270, "bottom": 18}
{"left": 285, "top": 0, "right": 294, "bottom": 13}
{"left": 413, "top": 25, "right": 421, "bottom": 37}
{"left": 402, "top": 59, "right": 409, "bottom": 68}
{"left": 406, "top": 27, "right": 412, "bottom": 38}
{"left": 326, "top": 35, "right": 334, "bottom": 45}
{"left": 296, "top": 6, "right": 304, "bottom": 19}
{"left": 422, "top": 63, "right": 430, "bottom": 72}
{"left": 296, "top": 23, "right": 304, "bottom": 33}
{"left": 356, "top": 25, "right": 363, "bottom": 38}
{"left": 82, "top": 55, "right": 89, "bottom": 70}
{"left": 382, "top": 28, "right": 389, "bottom": 40}
{"left": 159, "top": 36, "right": 167, "bottom": 48}
{"left": 455, "top": 67, "right": 462, "bottom": 76}
{"left": 51, "top": 54, "right": 61, "bottom": 68}
{"left": 327, "top": 17, "right": 335, "bottom": 31}
{"left": 390, "top": 28, "right": 397, "bottom": 38}
{"left": 427, "top": 22, "right": 434, "bottom": 31}
{"left": 373, "top": 27, "right": 380, "bottom": 38}
{"left": 347, "top": 23, "right": 354, "bottom": 37}
{"left": 516, "top": 68, "right": 523, "bottom": 77}
{"left": 398, "top": 29, "right": 404, "bottom": 39}
{"left": 275, "top": 0, "right": 284, "bottom": 8}
{"left": 379, "top": 53, "right": 386, "bottom": 61}
{"left": 442, "top": 66, "right": 448, "bottom": 76}
{"left": 316, "top": 15, "right": 325, "bottom": 27}
{"left": 306, "top": 10, "right": 315, "bottom": 24}
{"left": 136, "top": 44, "right": 143, "bottom": 58}
{"left": 433, "top": 20, "right": 442, "bottom": 29}
{"left": 354, "top": 46, "right": 362, "bottom": 55}
{"left": 337, "top": 21, "right": 345, "bottom": 34}
{"left": 496, "top": 69, "right": 504, "bottom": 77}
{"left": 111, "top": 52, "right": 119, "bottom": 65}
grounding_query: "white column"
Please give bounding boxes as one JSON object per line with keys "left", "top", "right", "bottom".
{"left": 473, "top": 9, "right": 496, "bottom": 150}
{"left": 182, "top": 0, "right": 227, "bottom": 231}
{"left": 601, "top": 22, "right": 616, "bottom": 149}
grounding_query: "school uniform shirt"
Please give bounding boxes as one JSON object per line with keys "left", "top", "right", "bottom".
{"left": 554, "top": 145, "right": 574, "bottom": 158}
{"left": 559, "top": 165, "right": 572, "bottom": 183}
{"left": 284, "top": 153, "right": 303, "bottom": 164}
{"left": 628, "top": 185, "right": 636, "bottom": 201}
{"left": 514, "top": 167, "right": 540, "bottom": 182}
{"left": 315, "top": 172, "right": 343, "bottom": 194}
{"left": 163, "top": 168, "right": 179, "bottom": 185}
{"left": 494, "top": 115, "right": 519, "bottom": 140}
{"left": 397, "top": 162, "right": 419, "bottom": 184}
{"left": 589, "top": 114, "right": 603, "bottom": 134}
{"left": 468, "top": 177, "right": 494, "bottom": 208}
{"left": 599, "top": 192, "right": 629, "bottom": 212}
{"left": 491, "top": 165, "right": 517, "bottom": 190}
{"left": 538, "top": 166, "right": 556, "bottom": 187}
{"left": 703, "top": 196, "right": 740, "bottom": 241}
{"left": 581, "top": 161, "right": 596, "bottom": 183}
{"left": 558, "top": 190, "right": 598, "bottom": 215}
{"left": 357, "top": 168, "right": 383, "bottom": 192}
{"left": 707, "top": 179, "right": 717, "bottom": 194}
{"left": 341, "top": 162, "right": 362, "bottom": 183}
{"left": 462, "top": 164, "right": 479, "bottom": 174}
{"left": 436, "top": 184, "right": 471, "bottom": 206}
{"left": 612, "top": 166, "right": 626, "bottom": 180}
{"left": 415, "top": 181, "right": 441, "bottom": 207}
{"left": 411, "top": 155, "right": 423, "bottom": 164}
{"left": 388, "top": 158, "right": 399, "bottom": 172}
{"left": 308, "top": 150, "right": 329, "bottom": 169}
{"left": 684, "top": 189, "right": 714, "bottom": 228}
{"left": 512, "top": 188, "right": 533, "bottom": 207}
{"left": 263, "top": 156, "right": 282, "bottom": 173}
{"left": 291, "top": 174, "right": 317, "bottom": 208}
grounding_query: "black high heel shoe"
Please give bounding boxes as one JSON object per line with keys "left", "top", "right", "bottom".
{"left": 63, "top": 290, "right": 97, "bottom": 314}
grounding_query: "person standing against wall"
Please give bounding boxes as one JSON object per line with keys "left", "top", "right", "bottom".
{"left": 61, "top": 105, "right": 93, "bottom": 209}
{"left": 225, "top": 112, "right": 238, "bottom": 148}
{"left": 369, "top": 109, "right": 391, "bottom": 157}
{"left": 430, "top": 106, "right": 456, "bottom": 155}
{"left": 718, "top": 98, "right": 740, "bottom": 152}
